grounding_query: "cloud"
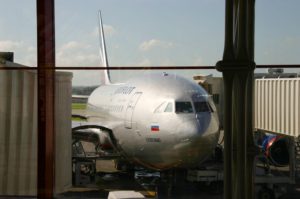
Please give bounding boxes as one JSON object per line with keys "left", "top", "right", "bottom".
{"left": 27, "top": 46, "right": 36, "bottom": 52}
{"left": 160, "top": 59, "right": 175, "bottom": 66}
{"left": 92, "top": 24, "right": 116, "bottom": 37}
{"left": 284, "top": 36, "right": 300, "bottom": 45}
{"left": 104, "top": 25, "right": 116, "bottom": 36}
{"left": 139, "top": 39, "right": 174, "bottom": 51}
{"left": 0, "top": 40, "right": 37, "bottom": 66}
{"left": 22, "top": 46, "right": 37, "bottom": 66}
{"left": 135, "top": 58, "right": 176, "bottom": 67}
{"left": 136, "top": 58, "right": 151, "bottom": 66}
{"left": 72, "top": 70, "right": 101, "bottom": 86}
{"left": 57, "top": 41, "right": 99, "bottom": 66}
{"left": 57, "top": 52, "right": 99, "bottom": 66}
{"left": 0, "top": 39, "right": 101, "bottom": 67}
{"left": 59, "top": 41, "right": 81, "bottom": 51}
{"left": 0, "top": 40, "right": 23, "bottom": 51}
{"left": 193, "top": 56, "right": 204, "bottom": 65}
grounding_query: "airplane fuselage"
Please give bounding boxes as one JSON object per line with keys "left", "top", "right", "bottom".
{"left": 87, "top": 73, "right": 220, "bottom": 170}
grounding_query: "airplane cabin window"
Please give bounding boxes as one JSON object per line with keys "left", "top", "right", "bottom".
{"left": 164, "top": 102, "right": 173, "bottom": 112}
{"left": 175, "top": 102, "right": 193, "bottom": 113}
{"left": 194, "top": 101, "right": 212, "bottom": 113}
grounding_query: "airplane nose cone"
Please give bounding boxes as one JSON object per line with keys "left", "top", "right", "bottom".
{"left": 176, "top": 119, "right": 204, "bottom": 140}
{"left": 173, "top": 115, "right": 219, "bottom": 167}
{"left": 175, "top": 113, "right": 213, "bottom": 144}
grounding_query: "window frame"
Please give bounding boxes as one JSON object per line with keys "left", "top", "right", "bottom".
{"left": 1, "top": 1, "right": 300, "bottom": 198}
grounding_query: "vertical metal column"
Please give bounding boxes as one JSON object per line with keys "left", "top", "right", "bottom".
{"left": 36, "top": 0, "right": 55, "bottom": 198}
{"left": 216, "top": 0, "right": 257, "bottom": 199}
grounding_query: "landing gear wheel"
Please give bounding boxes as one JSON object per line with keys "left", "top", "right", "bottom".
{"left": 258, "top": 187, "right": 275, "bottom": 199}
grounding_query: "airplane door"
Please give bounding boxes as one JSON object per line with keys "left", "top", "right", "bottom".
{"left": 124, "top": 92, "right": 142, "bottom": 129}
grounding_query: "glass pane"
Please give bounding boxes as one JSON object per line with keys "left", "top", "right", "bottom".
{"left": 0, "top": 0, "right": 36, "bottom": 66}
{"left": 0, "top": 2, "right": 37, "bottom": 197}
{"left": 55, "top": 0, "right": 224, "bottom": 198}
{"left": 253, "top": 71, "right": 300, "bottom": 195}
{"left": 55, "top": 1, "right": 224, "bottom": 67}
{"left": 256, "top": 1, "right": 300, "bottom": 68}
{"left": 0, "top": 69, "right": 37, "bottom": 197}
{"left": 52, "top": 68, "right": 223, "bottom": 198}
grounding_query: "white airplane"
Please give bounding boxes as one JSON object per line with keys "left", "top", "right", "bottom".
{"left": 72, "top": 12, "right": 220, "bottom": 171}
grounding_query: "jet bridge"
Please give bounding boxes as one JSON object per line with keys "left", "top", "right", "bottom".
{"left": 194, "top": 75, "right": 300, "bottom": 139}
{"left": 253, "top": 78, "right": 300, "bottom": 197}
{"left": 254, "top": 78, "right": 300, "bottom": 138}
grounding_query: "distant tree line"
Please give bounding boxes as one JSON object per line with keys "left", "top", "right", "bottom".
{"left": 72, "top": 86, "right": 98, "bottom": 95}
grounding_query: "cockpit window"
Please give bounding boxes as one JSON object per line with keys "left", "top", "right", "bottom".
{"left": 194, "top": 101, "right": 213, "bottom": 113}
{"left": 164, "top": 102, "right": 173, "bottom": 112}
{"left": 175, "top": 102, "right": 193, "bottom": 113}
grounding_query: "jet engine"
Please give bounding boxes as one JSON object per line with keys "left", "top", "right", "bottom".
{"left": 261, "top": 135, "right": 289, "bottom": 166}
{"left": 97, "top": 131, "right": 114, "bottom": 150}
{"left": 72, "top": 127, "right": 115, "bottom": 155}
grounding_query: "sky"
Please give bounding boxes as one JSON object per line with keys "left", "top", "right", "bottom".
{"left": 0, "top": 0, "right": 300, "bottom": 85}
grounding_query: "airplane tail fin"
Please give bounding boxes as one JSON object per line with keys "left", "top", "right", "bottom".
{"left": 98, "top": 11, "right": 111, "bottom": 85}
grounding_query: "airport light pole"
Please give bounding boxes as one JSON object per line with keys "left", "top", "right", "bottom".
{"left": 216, "top": 0, "right": 257, "bottom": 199}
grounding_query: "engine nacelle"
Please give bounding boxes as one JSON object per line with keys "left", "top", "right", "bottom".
{"left": 98, "top": 131, "right": 114, "bottom": 150}
{"left": 261, "top": 135, "right": 289, "bottom": 166}
{"left": 72, "top": 127, "right": 114, "bottom": 154}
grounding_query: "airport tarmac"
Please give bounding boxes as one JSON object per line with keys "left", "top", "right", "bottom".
{"left": 56, "top": 159, "right": 300, "bottom": 199}
{"left": 58, "top": 158, "right": 224, "bottom": 199}
{"left": 58, "top": 158, "right": 300, "bottom": 199}
{"left": 56, "top": 173, "right": 224, "bottom": 199}
{"left": 55, "top": 178, "right": 300, "bottom": 199}
{"left": 70, "top": 110, "right": 300, "bottom": 198}
{"left": 67, "top": 131, "right": 300, "bottom": 199}
{"left": 55, "top": 184, "right": 300, "bottom": 199}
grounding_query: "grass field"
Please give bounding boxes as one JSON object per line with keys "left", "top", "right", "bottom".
{"left": 72, "top": 103, "right": 86, "bottom": 110}
{"left": 72, "top": 103, "right": 87, "bottom": 121}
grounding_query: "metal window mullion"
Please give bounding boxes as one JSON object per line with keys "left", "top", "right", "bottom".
{"left": 36, "top": 0, "right": 55, "bottom": 198}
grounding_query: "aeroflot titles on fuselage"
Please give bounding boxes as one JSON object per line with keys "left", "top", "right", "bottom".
{"left": 113, "top": 85, "right": 210, "bottom": 97}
